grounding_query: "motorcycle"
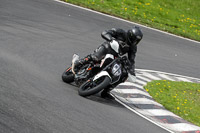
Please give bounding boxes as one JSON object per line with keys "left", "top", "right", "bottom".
{"left": 62, "top": 40, "right": 134, "bottom": 97}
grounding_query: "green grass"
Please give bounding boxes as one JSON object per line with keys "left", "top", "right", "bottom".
{"left": 62, "top": 0, "right": 200, "bottom": 41}
{"left": 144, "top": 80, "right": 200, "bottom": 127}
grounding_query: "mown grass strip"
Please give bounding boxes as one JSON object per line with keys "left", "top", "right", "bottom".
{"left": 144, "top": 80, "right": 200, "bottom": 127}
{"left": 61, "top": 0, "right": 200, "bottom": 41}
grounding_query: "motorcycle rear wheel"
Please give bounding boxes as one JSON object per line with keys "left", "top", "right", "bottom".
{"left": 78, "top": 76, "right": 111, "bottom": 97}
{"left": 62, "top": 67, "right": 74, "bottom": 83}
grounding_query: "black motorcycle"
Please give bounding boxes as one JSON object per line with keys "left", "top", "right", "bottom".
{"left": 62, "top": 53, "right": 132, "bottom": 97}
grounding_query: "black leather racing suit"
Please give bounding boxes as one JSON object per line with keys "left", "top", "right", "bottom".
{"left": 86, "top": 28, "right": 137, "bottom": 76}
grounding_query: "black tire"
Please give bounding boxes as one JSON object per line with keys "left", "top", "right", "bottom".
{"left": 78, "top": 76, "right": 111, "bottom": 97}
{"left": 62, "top": 67, "right": 74, "bottom": 83}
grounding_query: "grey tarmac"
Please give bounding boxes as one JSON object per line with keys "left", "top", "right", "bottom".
{"left": 0, "top": 0, "right": 200, "bottom": 133}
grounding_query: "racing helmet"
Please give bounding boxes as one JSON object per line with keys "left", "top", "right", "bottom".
{"left": 127, "top": 26, "right": 143, "bottom": 45}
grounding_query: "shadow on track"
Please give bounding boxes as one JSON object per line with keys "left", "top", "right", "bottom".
{"left": 63, "top": 82, "right": 124, "bottom": 108}
{"left": 85, "top": 94, "right": 124, "bottom": 108}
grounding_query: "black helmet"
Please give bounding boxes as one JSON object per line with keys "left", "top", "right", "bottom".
{"left": 127, "top": 26, "right": 143, "bottom": 45}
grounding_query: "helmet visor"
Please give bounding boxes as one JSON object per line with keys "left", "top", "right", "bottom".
{"left": 129, "top": 36, "right": 136, "bottom": 44}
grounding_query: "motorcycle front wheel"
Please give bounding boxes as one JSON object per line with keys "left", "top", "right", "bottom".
{"left": 78, "top": 76, "right": 111, "bottom": 97}
{"left": 62, "top": 67, "right": 74, "bottom": 83}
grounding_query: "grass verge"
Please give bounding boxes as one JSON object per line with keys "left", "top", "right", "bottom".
{"left": 61, "top": 0, "right": 200, "bottom": 42}
{"left": 144, "top": 80, "right": 200, "bottom": 127}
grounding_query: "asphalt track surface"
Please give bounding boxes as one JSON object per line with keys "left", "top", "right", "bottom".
{"left": 0, "top": 0, "right": 199, "bottom": 133}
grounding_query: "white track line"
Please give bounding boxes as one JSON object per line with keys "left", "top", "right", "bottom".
{"left": 136, "top": 69, "right": 200, "bottom": 81}
{"left": 113, "top": 89, "right": 150, "bottom": 97}
{"left": 126, "top": 98, "right": 163, "bottom": 106}
{"left": 162, "top": 123, "right": 200, "bottom": 132}
{"left": 142, "top": 72, "right": 161, "bottom": 80}
{"left": 112, "top": 95, "right": 174, "bottom": 133}
{"left": 136, "top": 75, "right": 152, "bottom": 82}
{"left": 119, "top": 82, "right": 144, "bottom": 89}
{"left": 157, "top": 73, "right": 176, "bottom": 81}
{"left": 54, "top": 0, "right": 200, "bottom": 44}
{"left": 136, "top": 79, "right": 147, "bottom": 85}
{"left": 176, "top": 77, "right": 192, "bottom": 82}
{"left": 137, "top": 109, "right": 179, "bottom": 117}
{"left": 114, "top": 95, "right": 200, "bottom": 133}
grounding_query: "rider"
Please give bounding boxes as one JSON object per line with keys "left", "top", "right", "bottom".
{"left": 73, "top": 26, "right": 143, "bottom": 98}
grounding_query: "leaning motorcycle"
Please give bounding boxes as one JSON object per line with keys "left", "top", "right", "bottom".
{"left": 62, "top": 40, "right": 133, "bottom": 97}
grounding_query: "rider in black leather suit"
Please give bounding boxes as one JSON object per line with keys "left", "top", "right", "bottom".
{"left": 74, "top": 26, "right": 143, "bottom": 98}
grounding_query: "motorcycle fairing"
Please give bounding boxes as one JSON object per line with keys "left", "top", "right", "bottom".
{"left": 110, "top": 40, "right": 119, "bottom": 54}
{"left": 93, "top": 71, "right": 111, "bottom": 81}
{"left": 100, "top": 54, "right": 114, "bottom": 67}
